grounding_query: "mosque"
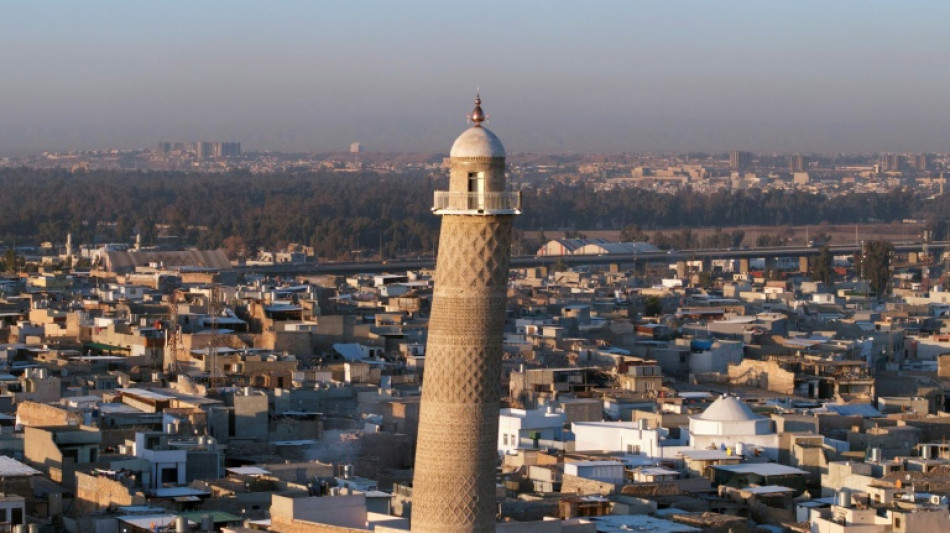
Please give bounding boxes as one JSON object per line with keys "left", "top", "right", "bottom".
{"left": 688, "top": 394, "right": 779, "bottom": 461}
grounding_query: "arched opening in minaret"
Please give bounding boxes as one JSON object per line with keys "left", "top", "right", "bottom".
{"left": 467, "top": 171, "right": 485, "bottom": 210}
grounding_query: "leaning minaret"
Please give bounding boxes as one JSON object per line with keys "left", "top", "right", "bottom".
{"left": 411, "top": 95, "right": 521, "bottom": 533}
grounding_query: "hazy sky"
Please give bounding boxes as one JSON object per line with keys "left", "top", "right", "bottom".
{"left": 3, "top": 1, "right": 950, "bottom": 155}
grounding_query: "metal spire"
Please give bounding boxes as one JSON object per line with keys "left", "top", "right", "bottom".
{"left": 468, "top": 92, "right": 487, "bottom": 126}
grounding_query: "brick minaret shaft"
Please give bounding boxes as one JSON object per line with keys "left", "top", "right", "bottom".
{"left": 411, "top": 95, "right": 520, "bottom": 533}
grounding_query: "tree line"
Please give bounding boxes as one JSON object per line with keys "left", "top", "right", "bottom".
{"left": 0, "top": 167, "right": 945, "bottom": 260}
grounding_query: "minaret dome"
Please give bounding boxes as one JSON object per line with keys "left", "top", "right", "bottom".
{"left": 449, "top": 94, "right": 506, "bottom": 158}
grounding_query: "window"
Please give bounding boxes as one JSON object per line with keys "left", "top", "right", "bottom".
{"left": 503, "top": 434, "right": 508, "bottom": 446}
{"left": 161, "top": 466, "right": 177, "bottom": 484}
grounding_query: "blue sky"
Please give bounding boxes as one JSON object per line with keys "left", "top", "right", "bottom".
{"left": 2, "top": 1, "right": 950, "bottom": 154}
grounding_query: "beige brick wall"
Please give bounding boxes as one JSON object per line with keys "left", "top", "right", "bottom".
{"left": 727, "top": 359, "right": 794, "bottom": 394}
{"left": 16, "top": 401, "right": 82, "bottom": 427}
{"left": 75, "top": 472, "right": 146, "bottom": 513}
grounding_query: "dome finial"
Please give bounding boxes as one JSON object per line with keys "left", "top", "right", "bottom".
{"left": 468, "top": 91, "right": 487, "bottom": 127}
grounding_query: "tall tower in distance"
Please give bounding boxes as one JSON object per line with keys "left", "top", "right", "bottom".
{"left": 730, "top": 150, "right": 753, "bottom": 171}
{"left": 411, "top": 95, "right": 521, "bottom": 533}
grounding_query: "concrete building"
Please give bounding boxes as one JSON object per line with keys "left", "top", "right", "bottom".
{"left": 23, "top": 425, "right": 101, "bottom": 489}
{"left": 232, "top": 387, "right": 269, "bottom": 441}
{"left": 572, "top": 420, "right": 686, "bottom": 459}
{"left": 133, "top": 431, "right": 186, "bottom": 490}
{"left": 412, "top": 95, "right": 521, "bottom": 533}
{"left": 498, "top": 407, "right": 567, "bottom": 454}
{"left": 0, "top": 494, "right": 26, "bottom": 531}
{"left": 730, "top": 150, "right": 753, "bottom": 171}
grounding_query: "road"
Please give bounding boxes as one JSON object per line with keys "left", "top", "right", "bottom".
{"left": 235, "top": 241, "right": 948, "bottom": 276}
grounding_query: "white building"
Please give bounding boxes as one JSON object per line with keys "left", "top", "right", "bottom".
{"left": 688, "top": 394, "right": 779, "bottom": 460}
{"left": 564, "top": 460, "right": 625, "bottom": 485}
{"left": 809, "top": 491, "right": 950, "bottom": 532}
{"left": 572, "top": 420, "right": 688, "bottom": 459}
{"left": 134, "top": 432, "right": 186, "bottom": 489}
{"left": 498, "top": 407, "right": 566, "bottom": 454}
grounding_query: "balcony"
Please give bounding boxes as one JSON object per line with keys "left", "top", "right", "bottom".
{"left": 432, "top": 191, "right": 522, "bottom": 215}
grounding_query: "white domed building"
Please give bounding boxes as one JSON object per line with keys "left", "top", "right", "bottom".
{"left": 688, "top": 394, "right": 779, "bottom": 460}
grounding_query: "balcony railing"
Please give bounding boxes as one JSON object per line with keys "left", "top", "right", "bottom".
{"left": 432, "top": 191, "right": 522, "bottom": 215}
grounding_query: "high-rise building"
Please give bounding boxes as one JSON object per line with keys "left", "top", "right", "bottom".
{"left": 911, "top": 153, "right": 930, "bottom": 172}
{"left": 880, "top": 153, "right": 907, "bottom": 172}
{"left": 214, "top": 141, "right": 241, "bottom": 158}
{"left": 730, "top": 150, "right": 753, "bottom": 171}
{"left": 195, "top": 141, "right": 214, "bottom": 160}
{"left": 788, "top": 153, "right": 805, "bottom": 172}
{"left": 411, "top": 95, "right": 521, "bottom": 533}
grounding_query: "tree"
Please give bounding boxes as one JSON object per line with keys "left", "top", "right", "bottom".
{"left": 222, "top": 235, "right": 248, "bottom": 260}
{"left": 811, "top": 230, "right": 832, "bottom": 246}
{"left": 695, "top": 271, "right": 713, "bottom": 288}
{"left": 729, "top": 229, "right": 745, "bottom": 248}
{"left": 4, "top": 248, "right": 17, "bottom": 273}
{"left": 620, "top": 224, "right": 649, "bottom": 242}
{"left": 701, "top": 228, "right": 731, "bottom": 249}
{"left": 860, "top": 240, "right": 894, "bottom": 301}
{"left": 652, "top": 232, "right": 673, "bottom": 250}
{"left": 675, "top": 228, "right": 697, "bottom": 250}
{"left": 756, "top": 233, "right": 785, "bottom": 247}
{"left": 810, "top": 245, "right": 834, "bottom": 285}
{"left": 643, "top": 296, "right": 663, "bottom": 317}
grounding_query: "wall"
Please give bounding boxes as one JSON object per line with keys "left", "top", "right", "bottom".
{"left": 727, "top": 359, "right": 795, "bottom": 394}
{"left": 571, "top": 422, "right": 660, "bottom": 456}
{"left": 560, "top": 474, "right": 617, "bottom": 496}
{"left": 186, "top": 450, "right": 222, "bottom": 482}
{"left": 245, "top": 357, "right": 297, "bottom": 388}
{"left": 820, "top": 461, "right": 875, "bottom": 497}
{"left": 233, "top": 392, "right": 269, "bottom": 441}
{"left": 496, "top": 518, "right": 596, "bottom": 532}
{"left": 270, "top": 493, "right": 368, "bottom": 532}
{"left": 690, "top": 433, "right": 780, "bottom": 462}
{"left": 16, "top": 401, "right": 82, "bottom": 427}
{"left": 772, "top": 413, "right": 819, "bottom": 434}
{"left": 14, "top": 376, "right": 62, "bottom": 404}
{"left": 75, "top": 472, "right": 146, "bottom": 513}
{"left": 23, "top": 427, "right": 64, "bottom": 484}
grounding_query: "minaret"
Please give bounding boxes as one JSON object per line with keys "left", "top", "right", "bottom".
{"left": 411, "top": 95, "right": 521, "bottom": 533}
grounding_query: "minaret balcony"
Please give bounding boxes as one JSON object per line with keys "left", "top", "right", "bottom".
{"left": 432, "top": 191, "right": 522, "bottom": 215}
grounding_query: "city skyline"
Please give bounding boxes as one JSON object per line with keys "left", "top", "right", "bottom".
{"left": 3, "top": 1, "right": 950, "bottom": 155}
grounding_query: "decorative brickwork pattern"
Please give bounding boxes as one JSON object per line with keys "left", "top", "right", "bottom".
{"left": 411, "top": 214, "right": 514, "bottom": 533}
